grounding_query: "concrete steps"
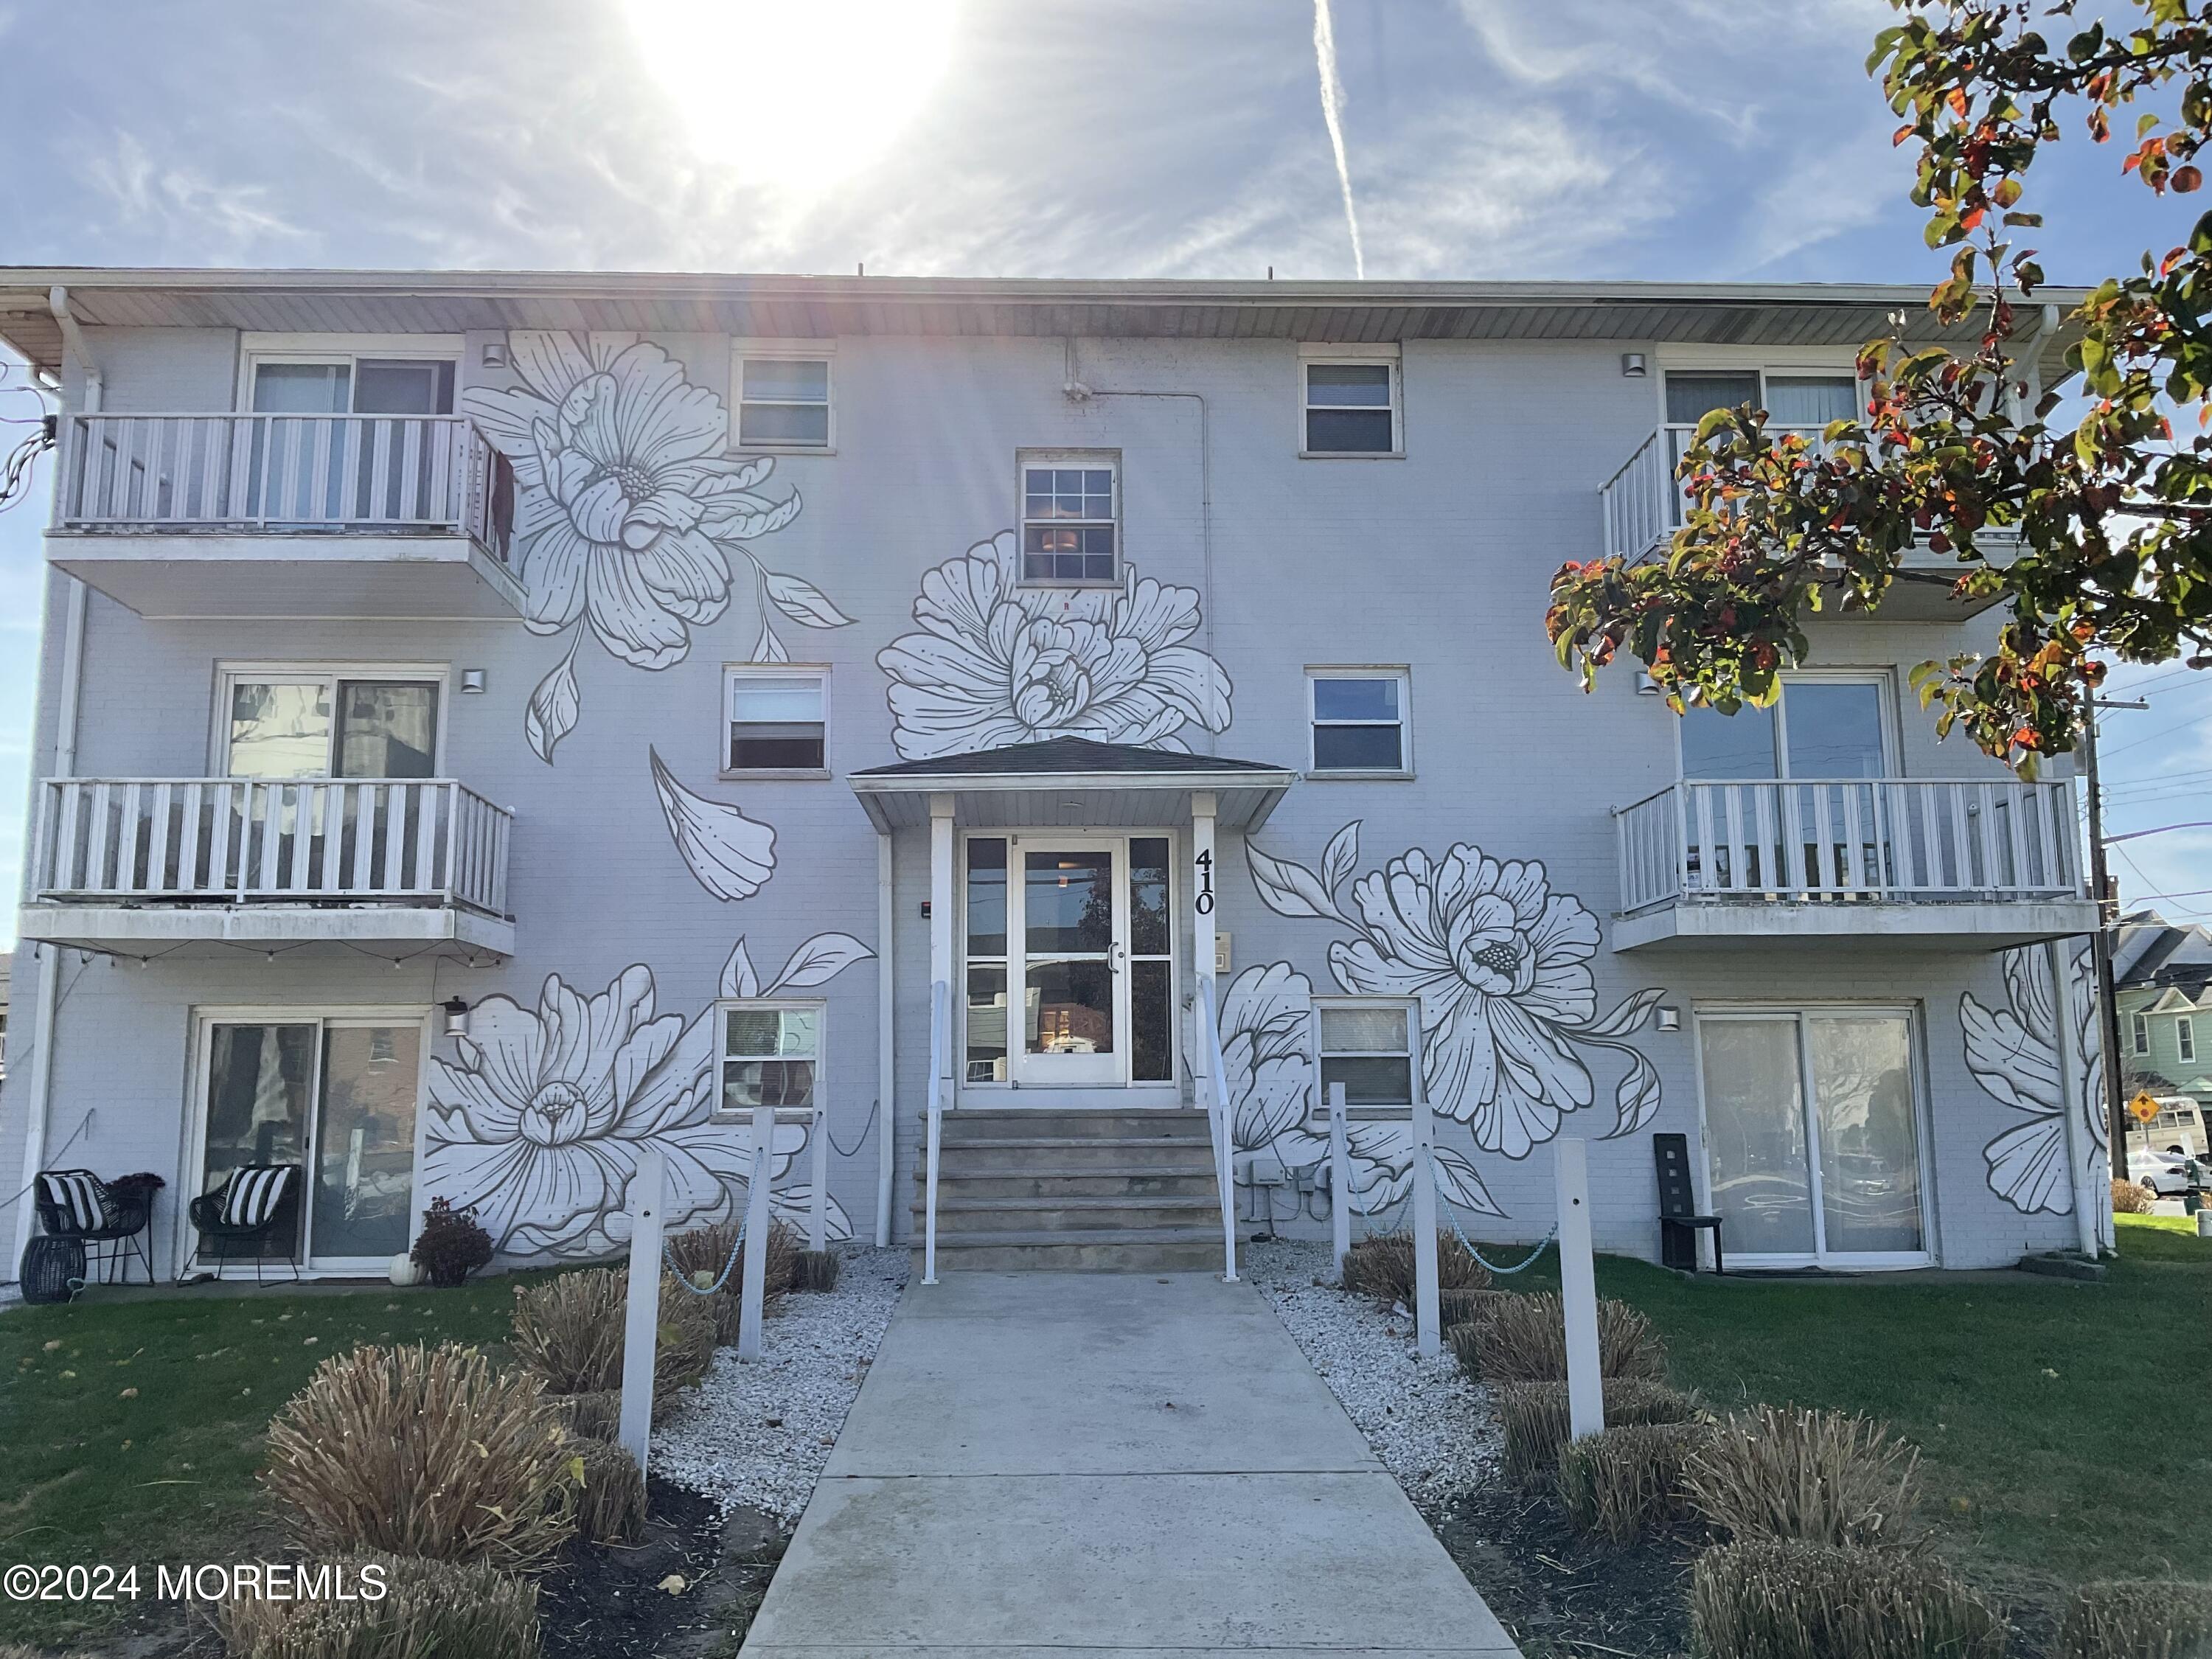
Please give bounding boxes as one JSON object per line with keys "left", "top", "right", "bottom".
{"left": 913, "top": 1109, "right": 1226, "bottom": 1273}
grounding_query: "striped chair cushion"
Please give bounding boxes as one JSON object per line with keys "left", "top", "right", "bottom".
{"left": 220, "top": 1166, "right": 294, "bottom": 1228}
{"left": 40, "top": 1172, "right": 108, "bottom": 1234}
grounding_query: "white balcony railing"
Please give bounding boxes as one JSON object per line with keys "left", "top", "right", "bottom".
{"left": 1599, "top": 422, "right": 1831, "bottom": 560}
{"left": 32, "top": 777, "right": 512, "bottom": 918}
{"left": 57, "top": 413, "right": 515, "bottom": 561}
{"left": 1615, "top": 777, "right": 2080, "bottom": 914}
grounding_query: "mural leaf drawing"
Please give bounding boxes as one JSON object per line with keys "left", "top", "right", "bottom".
{"left": 768, "top": 933, "right": 875, "bottom": 991}
{"left": 651, "top": 748, "right": 776, "bottom": 901}
{"left": 876, "top": 532, "right": 1233, "bottom": 759}
{"left": 423, "top": 943, "right": 877, "bottom": 1259}
{"left": 462, "top": 333, "right": 846, "bottom": 759}
{"left": 720, "top": 938, "right": 761, "bottom": 1000}
{"left": 1249, "top": 828, "right": 1665, "bottom": 1158}
{"left": 1961, "top": 944, "right": 2104, "bottom": 1216}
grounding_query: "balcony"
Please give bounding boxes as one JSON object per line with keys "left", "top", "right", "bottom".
{"left": 1597, "top": 423, "right": 2005, "bottom": 622}
{"left": 18, "top": 777, "right": 515, "bottom": 961}
{"left": 1611, "top": 776, "right": 2097, "bottom": 952}
{"left": 49, "top": 412, "right": 523, "bottom": 619}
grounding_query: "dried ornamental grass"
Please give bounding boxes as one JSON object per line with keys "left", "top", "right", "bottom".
{"left": 2057, "top": 1579, "right": 2212, "bottom": 1659}
{"left": 1686, "top": 1404, "right": 1922, "bottom": 1549}
{"left": 1456, "top": 1293, "right": 1669, "bottom": 1385}
{"left": 553, "top": 1388, "right": 622, "bottom": 1444}
{"left": 2112, "top": 1178, "right": 2158, "bottom": 1214}
{"left": 1340, "top": 1231, "right": 1492, "bottom": 1302}
{"left": 1557, "top": 1420, "right": 1710, "bottom": 1544}
{"left": 510, "top": 1267, "right": 715, "bottom": 1417}
{"left": 566, "top": 1436, "right": 648, "bottom": 1545}
{"left": 221, "top": 1551, "right": 539, "bottom": 1659}
{"left": 262, "top": 1344, "right": 574, "bottom": 1572}
{"left": 1691, "top": 1539, "right": 2006, "bottom": 1659}
{"left": 793, "top": 1248, "right": 841, "bottom": 1292}
{"left": 1495, "top": 1378, "right": 1700, "bottom": 1489}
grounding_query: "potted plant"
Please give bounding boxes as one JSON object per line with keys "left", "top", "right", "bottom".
{"left": 409, "top": 1197, "right": 494, "bottom": 1288}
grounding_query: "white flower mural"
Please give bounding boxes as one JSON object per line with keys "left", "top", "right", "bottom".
{"left": 1249, "top": 822, "right": 1663, "bottom": 1161}
{"left": 651, "top": 748, "right": 777, "bottom": 902}
{"left": 876, "top": 532, "right": 1232, "bottom": 759}
{"left": 422, "top": 936, "right": 874, "bottom": 1259}
{"left": 462, "top": 332, "right": 852, "bottom": 761}
{"left": 1961, "top": 944, "right": 2105, "bottom": 1217}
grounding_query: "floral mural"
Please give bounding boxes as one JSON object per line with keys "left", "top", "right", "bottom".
{"left": 422, "top": 934, "right": 873, "bottom": 1259}
{"left": 1961, "top": 943, "right": 2106, "bottom": 1220}
{"left": 462, "top": 332, "right": 853, "bottom": 761}
{"left": 650, "top": 747, "right": 778, "bottom": 902}
{"left": 1248, "top": 822, "right": 1664, "bottom": 1159}
{"left": 877, "top": 531, "right": 1232, "bottom": 759}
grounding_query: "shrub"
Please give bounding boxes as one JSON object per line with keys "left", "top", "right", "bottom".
{"left": 262, "top": 1343, "right": 574, "bottom": 1571}
{"left": 2057, "top": 1579, "right": 2212, "bottom": 1659}
{"left": 1686, "top": 1404, "right": 1921, "bottom": 1549}
{"left": 1558, "top": 1420, "right": 1711, "bottom": 1545}
{"left": 510, "top": 1267, "right": 715, "bottom": 1420}
{"left": 2113, "top": 1178, "right": 2158, "bottom": 1214}
{"left": 409, "top": 1197, "right": 495, "bottom": 1287}
{"left": 1494, "top": 1378, "right": 1700, "bottom": 1489}
{"left": 793, "top": 1248, "right": 841, "bottom": 1292}
{"left": 552, "top": 1388, "right": 622, "bottom": 1444}
{"left": 1440, "top": 1285, "right": 1514, "bottom": 1327}
{"left": 1455, "top": 1293, "right": 1669, "bottom": 1385}
{"left": 1691, "top": 1539, "right": 2006, "bottom": 1659}
{"left": 665, "top": 1217, "right": 801, "bottom": 1343}
{"left": 222, "top": 1552, "right": 539, "bottom": 1659}
{"left": 566, "top": 1436, "right": 648, "bottom": 1545}
{"left": 1340, "top": 1231, "right": 1492, "bottom": 1303}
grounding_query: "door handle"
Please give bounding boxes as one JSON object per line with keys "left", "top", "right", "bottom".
{"left": 1110, "top": 942, "right": 1126, "bottom": 973}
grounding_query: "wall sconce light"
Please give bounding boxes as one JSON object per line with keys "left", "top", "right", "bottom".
{"left": 460, "top": 669, "right": 487, "bottom": 695}
{"left": 1636, "top": 671, "right": 1663, "bottom": 696}
{"left": 480, "top": 341, "right": 509, "bottom": 369}
{"left": 919, "top": 900, "right": 933, "bottom": 919}
{"left": 1621, "top": 352, "right": 1648, "bottom": 378}
{"left": 443, "top": 997, "right": 472, "bottom": 1038}
{"left": 1655, "top": 1006, "right": 1682, "bottom": 1032}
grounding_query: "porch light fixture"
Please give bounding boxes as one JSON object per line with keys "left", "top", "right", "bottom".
{"left": 481, "top": 341, "right": 509, "bottom": 368}
{"left": 1655, "top": 1006, "right": 1682, "bottom": 1032}
{"left": 443, "top": 997, "right": 472, "bottom": 1038}
{"left": 460, "top": 669, "right": 487, "bottom": 695}
{"left": 1636, "top": 672, "right": 1662, "bottom": 696}
{"left": 1621, "top": 352, "right": 1648, "bottom": 378}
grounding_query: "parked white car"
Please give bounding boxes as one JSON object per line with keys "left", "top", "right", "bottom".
{"left": 2128, "top": 1146, "right": 2207, "bottom": 1197}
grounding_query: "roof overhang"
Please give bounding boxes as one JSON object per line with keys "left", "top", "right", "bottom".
{"left": 850, "top": 764, "right": 1297, "bottom": 835}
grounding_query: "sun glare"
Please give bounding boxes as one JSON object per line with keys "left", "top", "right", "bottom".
{"left": 623, "top": 0, "right": 959, "bottom": 194}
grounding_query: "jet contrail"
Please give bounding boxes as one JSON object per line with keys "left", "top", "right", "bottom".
{"left": 1311, "top": 0, "right": 1366, "bottom": 279}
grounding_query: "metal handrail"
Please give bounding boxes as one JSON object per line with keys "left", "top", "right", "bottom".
{"left": 1195, "top": 981, "right": 1239, "bottom": 1284}
{"left": 922, "top": 978, "right": 947, "bottom": 1286}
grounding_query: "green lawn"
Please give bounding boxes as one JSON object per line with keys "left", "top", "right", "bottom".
{"left": 0, "top": 1277, "right": 533, "bottom": 1645}
{"left": 1545, "top": 1214, "right": 2211, "bottom": 1604}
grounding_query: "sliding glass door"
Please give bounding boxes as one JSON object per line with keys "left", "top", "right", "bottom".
{"left": 1696, "top": 1008, "right": 1929, "bottom": 1268}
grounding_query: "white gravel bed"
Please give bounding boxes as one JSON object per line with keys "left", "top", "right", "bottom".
{"left": 1244, "top": 1237, "right": 1500, "bottom": 1514}
{"left": 653, "top": 1245, "right": 907, "bottom": 1523}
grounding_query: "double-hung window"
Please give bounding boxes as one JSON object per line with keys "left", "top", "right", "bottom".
{"left": 1302, "top": 355, "right": 1399, "bottom": 455}
{"left": 1019, "top": 453, "right": 1118, "bottom": 583}
{"left": 735, "top": 347, "right": 832, "bottom": 450}
{"left": 1315, "top": 1001, "right": 1417, "bottom": 1106}
{"left": 719, "top": 1005, "right": 821, "bottom": 1112}
{"left": 2134, "top": 1011, "right": 2152, "bottom": 1055}
{"left": 726, "top": 668, "right": 827, "bottom": 773}
{"left": 1308, "top": 669, "right": 1411, "bottom": 776}
{"left": 2182, "top": 1017, "right": 2198, "bottom": 1065}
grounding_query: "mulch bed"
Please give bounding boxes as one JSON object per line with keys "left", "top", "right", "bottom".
{"left": 1434, "top": 1483, "right": 1697, "bottom": 1659}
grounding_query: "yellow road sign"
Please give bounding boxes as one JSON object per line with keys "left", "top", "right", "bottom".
{"left": 2129, "top": 1091, "right": 2163, "bottom": 1125}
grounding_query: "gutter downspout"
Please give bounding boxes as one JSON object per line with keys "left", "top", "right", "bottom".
{"left": 11, "top": 289, "right": 97, "bottom": 1274}
{"left": 874, "top": 830, "right": 895, "bottom": 1247}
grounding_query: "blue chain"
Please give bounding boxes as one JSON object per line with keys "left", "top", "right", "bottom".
{"left": 1434, "top": 1170, "right": 1558, "bottom": 1277}
{"left": 664, "top": 1213, "right": 747, "bottom": 1295}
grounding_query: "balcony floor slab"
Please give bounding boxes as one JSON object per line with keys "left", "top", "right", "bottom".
{"left": 16, "top": 901, "right": 514, "bottom": 962}
{"left": 1611, "top": 897, "right": 2098, "bottom": 953}
{"left": 48, "top": 532, "right": 525, "bottom": 619}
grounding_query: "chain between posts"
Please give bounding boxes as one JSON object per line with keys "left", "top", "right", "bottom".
{"left": 660, "top": 1141, "right": 759, "bottom": 1295}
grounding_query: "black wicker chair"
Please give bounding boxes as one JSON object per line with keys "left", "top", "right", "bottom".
{"left": 184, "top": 1164, "right": 302, "bottom": 1284}
{"left": 33, "top": 1169, "right": 160, "bottom": 1286}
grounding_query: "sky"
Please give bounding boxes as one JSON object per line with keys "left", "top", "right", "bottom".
{"left": 0, "top": 0, "right": 2206, "bottom": 942}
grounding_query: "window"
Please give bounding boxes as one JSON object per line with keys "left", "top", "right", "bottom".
{"left": 2135, "top": 1012, "right": 2153, "bottom": 1055}
{"left": 1308, "top": 669, "right": 1411, "bottom": 774}
{"left": 2181, "top": 1017, "right": 2197, "bottom": 1064}
{"left": 1303, "top": 359, "right": 1398, "bottom": 454}
{"left": 719, "top": 1004, "right": 820, "bottom": 1112}
{"left": 220, "top": 669, "right": 442, "bottom": 779}
{"left": 248, "top": 355, "right": 456, "bottom": 417}
{"left": 736, "top": 352, "right": 832, "bottom": 449}
{"left": 1019, "top": 453, "right": 1118, "bottom": 583}
{"left": 726, "top": 669, "right": 827, "bottom": 772}
{"left": 1677, "top": 673, "right": 1891, "bottom": 780}
{"left": 1315, "top": 1001, "right": 1416, "bottom": 1105}
{"left": 1663, "top": 369, "right": 1858, "bottom": 431}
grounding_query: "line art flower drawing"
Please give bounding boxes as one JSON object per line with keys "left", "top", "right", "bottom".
{"left": 651, "top": 748, "right": 777, "bottom": 901}
{"left": 422, "top": 942, "right": 873, "bottom": 1259}
{"left": 877, "top": 532, "right": 1232, "bottom": 759}
{"left": 462, "top": 332, "right": 851, "bottom": 761}
{"left": 1247, "top": 822, "right": 1663, "bottom": 1160}
{"left": 1961, "top": 944, "right": 2104, "bottom": 1216}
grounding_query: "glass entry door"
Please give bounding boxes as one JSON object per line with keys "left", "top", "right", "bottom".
{"left": 1695, "top": 1009, "right": 1928, "bottom": 1268}
{"left": 962, "top": 834, "right": 1176, "bottom": 1098}
{"left": 194, "top": 1016, "right": 425, "bottom": 1271}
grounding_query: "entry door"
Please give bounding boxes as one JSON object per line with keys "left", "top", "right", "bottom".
{"left": 1018, "top": 843, "right": 1125, "bottom": 1085}
{"left": 1694, "top": 1009, "right": 1930, "bottom": 1268}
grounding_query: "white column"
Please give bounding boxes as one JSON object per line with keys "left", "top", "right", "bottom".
{"left": 1411, "top": 1082, "right": 1440, "bottom": 1359}
{"left": 2051, "top": 939, "right": 2099, "bottom": 1257}
{"left": 874, "top": 830, "right": 895, "bottom": 1248}
{"left": 1192, "top": 792, "right": 1217, "bottom": 1107}
{"left": 1329, "top": 1081, "right": 1352, "bottom": 1280}
{"left": 929, "top": 796, "right": 954, "bottom": 1001}
{"left": 617, "top": 1144, "right": 667, "bottom": 1476}
{"left": 1556, "top": 1137, "right": 1605, "bottom": 1441}
{"left": 809, "top": 1104, "right": 830, "bottom": 1253}
{"left": 738, "top": 1105, "right": 775, "bottom": 1361}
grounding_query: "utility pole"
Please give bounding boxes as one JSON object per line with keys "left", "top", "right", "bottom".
{"left": 2084, "top": 697, "right": 2146, "bottom": 1183}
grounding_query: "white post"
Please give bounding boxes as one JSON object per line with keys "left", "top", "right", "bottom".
{"left": 924, "top": 980, "right": 946, "bottom": 1287}
{"left": 1329, "top": 1081, "right": 1352, "bottom": 1279}
{"left": 1556, "top": 1136, "right": 1605, "bottom": 1441}
{"left": 1192, "top": 792, "right": 1218, "bottom": 1110}
{"left": 1411, "top": 1082, "right": 1440, "bottom": 1359}
{"left": 926, "top": 797, "right": 953, "bottom": 1287}
{"left": 737, "top": 1106, "right": 775, "bottom": 1362}
{"left": 874, "top": 829, "right": 896, "bottom": 1248}
{"left": 617, "top": 1143, "right": 667, "bottom": 1477}
{"left": 2050, "top": 939, "right": 2100, "bottom": 1258}
{"left": 809, "top": 1103, "right": 830, "bottom": 1254}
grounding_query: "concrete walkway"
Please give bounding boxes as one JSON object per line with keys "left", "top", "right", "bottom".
{"left": 741, "top": 1272, "right": 1519, "bottom": 1659}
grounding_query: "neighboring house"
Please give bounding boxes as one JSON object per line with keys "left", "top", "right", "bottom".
{"left": 2115, "top": 913, "right": 2212, "bottom": 1155}
{"left": 0, "top": 269, "right": 2112, "bottom": 1281}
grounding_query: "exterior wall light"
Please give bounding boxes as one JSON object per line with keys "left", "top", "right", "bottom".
{"left": 443, "top": 997, "right": 472, "bottom": 1038}
{"left": 1636, "top": 671, "right": 1663, "bottom": 696}
{"left": 481, "top": 341, "right": 509, "bottom": 368}
{"left": 1621, "top": 352, "right": 1648, "bottom": 378}
{"left": 1655, "top": 1006, "right": 1682, "bottom": 1032}
{"left": 460, "top": 669, "right": 487, "bottom": 694}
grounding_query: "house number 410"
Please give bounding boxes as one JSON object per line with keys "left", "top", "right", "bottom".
{"left": 1194, "top": 848, "right": 1215, "bottom": 916}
